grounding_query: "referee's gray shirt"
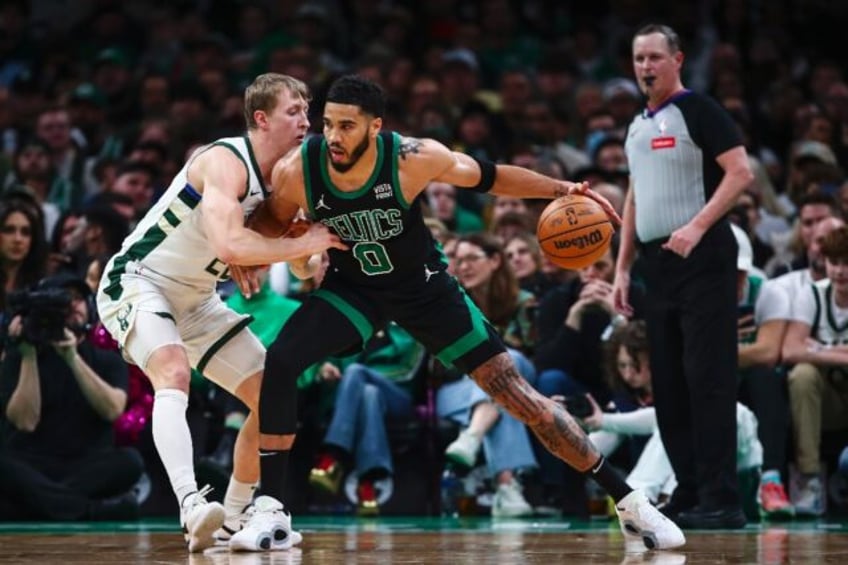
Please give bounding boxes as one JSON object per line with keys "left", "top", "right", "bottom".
{"left": 624, "top": 90, "right": 743, "bottom": 242}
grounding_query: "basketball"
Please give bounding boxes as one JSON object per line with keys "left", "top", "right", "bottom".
{"left": 536, "top": 194, "right": 614, "bottom": 270}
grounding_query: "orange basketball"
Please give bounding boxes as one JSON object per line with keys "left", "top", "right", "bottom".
{"left": 537, "top": 194, "right": 614, "bottom": 270}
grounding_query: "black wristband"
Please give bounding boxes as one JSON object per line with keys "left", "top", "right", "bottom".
{"left": 466, "top": 156, "right": 497, "bottom": 193}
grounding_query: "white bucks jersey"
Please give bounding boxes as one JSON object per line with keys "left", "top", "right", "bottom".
{"left": 101, "top": 136, "right": 268, "bottom": 298}
{"left": 809, "top": 280, "right": 848, "bottom": 346}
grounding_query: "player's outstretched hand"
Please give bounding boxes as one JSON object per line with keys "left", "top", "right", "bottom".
{"left": 299, "top": 222, "right": 349, "bottom": 255}
{"left": 230, "top": 264, "right": 266, "bottom": 298}
{"left": 561, "top": 181, "right": 623, "bottom": 227}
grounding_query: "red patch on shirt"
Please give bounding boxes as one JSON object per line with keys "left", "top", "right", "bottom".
{"left": 651, "top": 137, "right": 676, "bottom": 149}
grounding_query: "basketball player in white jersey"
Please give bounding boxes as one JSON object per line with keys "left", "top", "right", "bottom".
{"left": 96, "top": 74, "right": 344, "bottom": 552}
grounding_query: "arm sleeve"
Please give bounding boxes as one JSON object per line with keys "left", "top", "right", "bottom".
{"left": 599, "top": 407, "right": 657, "bottom": 436}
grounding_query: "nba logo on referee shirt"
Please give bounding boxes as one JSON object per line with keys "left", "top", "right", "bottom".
{"left": 651, "top": 117, "right": 675, "bottom": 149}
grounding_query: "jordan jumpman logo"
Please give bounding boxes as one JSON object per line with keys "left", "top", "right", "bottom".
{"left": 316, "top": 194, "right": 331, "bottom": 211}
{"left": 424, "top": 265, "right": 439, "bottom": 282}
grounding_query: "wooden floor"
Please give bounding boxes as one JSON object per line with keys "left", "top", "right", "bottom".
{"left": 2, "top": 517, "right": 847, "bottom": 564}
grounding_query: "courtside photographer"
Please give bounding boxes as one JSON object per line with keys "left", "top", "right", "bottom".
{"left": 0, "top": 272, "right": 144, "bottom": 520}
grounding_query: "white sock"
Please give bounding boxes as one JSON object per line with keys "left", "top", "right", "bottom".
{"left": 152, "top": 389, "right": 197, "bottom": 508}
{"left": 224, "top": 478, "right": 257, "bottom": 520}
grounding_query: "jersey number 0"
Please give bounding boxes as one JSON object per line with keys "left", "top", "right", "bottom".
{"left": 353, "top": 242, "right": 394, "bottom": 275}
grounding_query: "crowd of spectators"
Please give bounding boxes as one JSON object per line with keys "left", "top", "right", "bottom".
{"left": 2, "top": 0, "right": 848, "bottom": 520}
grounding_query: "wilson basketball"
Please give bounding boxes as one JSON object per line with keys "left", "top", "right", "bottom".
{"left": 537, "top": 194, "right": 614, "bottom": 270}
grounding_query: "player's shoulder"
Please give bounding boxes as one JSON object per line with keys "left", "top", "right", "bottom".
{"left": 271, "top": 143, "right": 306, "bottom": 185}
{"left": 395, "top": 134, "right": 451, "bottom": 166}
{"left": 193, "top": 137, "right": 248, "bottom": 166}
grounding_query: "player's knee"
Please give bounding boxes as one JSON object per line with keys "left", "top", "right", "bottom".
{"left": 265, "top": 337, "right": 306, "bottom": 377}
{"left": 234, "top": 373, "right": 262, "bottom": 413}
{"left": 148, "top": 361, "right": 191, "bottom": 391}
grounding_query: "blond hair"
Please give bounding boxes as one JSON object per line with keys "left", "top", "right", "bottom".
{"left": 243, "top": 73, "right": 310, "bottom": 130}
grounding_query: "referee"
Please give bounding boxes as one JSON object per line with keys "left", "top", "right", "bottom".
{"left": 612, "top": 24, "right": 754, "bottom": 529}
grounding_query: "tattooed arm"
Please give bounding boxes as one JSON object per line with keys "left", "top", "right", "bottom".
{"left": 470, "top": 352, "right": 600, "bottom": 472}
{"left": 397, "top": 136, "right": 620, "bottom": 224}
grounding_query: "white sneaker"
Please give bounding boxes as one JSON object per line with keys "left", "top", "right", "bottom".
{"left": 491, "top": 479, "right": 533, "bottom": 518}
{"left": 794, "top": 476, "right": 825, "bottom": 516}
{"left": 615, "top": 490, "right": 686, "bottom": 550}
{"left": 214, "top": 508, "right": 250, "bottom": 545}
{"left": 181, "top": 485, "right": 226, "bottom": 553}
{"left": 229, "top": 495, "right": 303, "bottom": 552}
{"left": 445, "top": 430, "right": 481, "bottom": 468}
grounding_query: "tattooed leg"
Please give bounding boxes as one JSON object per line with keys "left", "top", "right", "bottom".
{"left": 470, "top": 352, "right": 599, "bottom": 472}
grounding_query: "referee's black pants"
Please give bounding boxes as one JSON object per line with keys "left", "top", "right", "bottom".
{"left": 639, "top": 222, "right": 741, "bottom": 508}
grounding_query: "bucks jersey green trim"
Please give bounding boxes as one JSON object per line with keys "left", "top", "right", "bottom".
{"left": 211, "top": 141, "right": 250, "bottom": 200}
{"left": 314, "top": 289, "right": 374, "bottom": 344}
{"left": 390, "top": 132, "right": 410, "bottom": 210}
{"left": 320, "top": 135, "right": 385, "bottom": 199}
{"left": 824, "top": 284, "right": 848, "bottom": 334}
{"left": 243, "top": 135, "right": 268, "bottom": 198}
{"left": 303, "top": 142, "right": 315, "bottom": 218}
{"left": 103, "top": 186, "right": 201, "bottom": 300}
{"left": 435, "top": 292, "right": 489, "bottom": 366}
{"left": 196, "top": 316, "right": 254, "bottom": 374}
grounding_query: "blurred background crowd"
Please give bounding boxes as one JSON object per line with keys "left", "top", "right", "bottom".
{"left": 1, "top": 0, "right": 848, "bottom": 523}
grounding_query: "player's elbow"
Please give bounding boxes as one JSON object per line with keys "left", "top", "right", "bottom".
{"left": 218, "top": 249, "right": 238, "bottom": 264}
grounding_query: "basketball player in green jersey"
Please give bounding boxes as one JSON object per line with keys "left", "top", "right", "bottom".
{"left": 229, "top": 75, "right": 685, "bottom": 552}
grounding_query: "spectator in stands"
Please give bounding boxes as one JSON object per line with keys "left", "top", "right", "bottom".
{"left": 782, "top": 225, "right": 848, "bottom": 516}
{"left": 107, "top": 161, "right": 156, "bottom": 222}
{"left": 731, "top": 225, "right": 794, "bottom": 518}
{"left": 768, "top": 193, "right": 841, "bottom": 278}
{"left": 535, "top": 237, "right": 633, "bottom": 407}
{"left": 4, "top": 138, "right": 65, "bottom": 236}
{"left": 731, "top": 189, "right": 775, "bottom": 269}
{"left": 46, "top": 208, "right": 82, "bottom": 275}
{"left": 504, "top": 232, "right": 559, "bottom": 299}
{"left": 583, "top": 321, "right": 764, "bottom": 517}
{"left": 523, "top": 97, "right": 590, "bottom": 176}
{"left": 784, "top": 141, "right": 842, "bottom": 211}
{"left": 0, "top": 198, "right": 47, "bottom": 313}
{"left": 438, "top": 232, "right": 538, "bottom": 518}
{"left": 424, "top": 181, "right": 483, "bottom": 234}
{"left": 532, "top": 236, "right": 640, "bottom": 514}
{"left": 490, "top": 210, "right": 535, "bottom": 245}
{"left": 34, "top": 107, "right": 87, "bottom": 211}
{"left": 308, "top": 322, "right": 428, "bottom": 516}
{"left": 0, "top": 272, "right": 144, "bottom": 520}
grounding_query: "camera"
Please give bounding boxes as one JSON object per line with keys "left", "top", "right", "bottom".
{"left": 563, "top": 395, "right": 594, "bottom": 419}
{"left": 7, "top": 287, "right": 72, "bottom": 345}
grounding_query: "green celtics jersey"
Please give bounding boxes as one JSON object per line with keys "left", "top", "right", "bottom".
{"left": 302, "top": 132, "right": 444, "bottom": 288}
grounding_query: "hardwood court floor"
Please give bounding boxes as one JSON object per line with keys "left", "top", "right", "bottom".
{"left": 2, "top": 517, "right": 848, "bottom": 564}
